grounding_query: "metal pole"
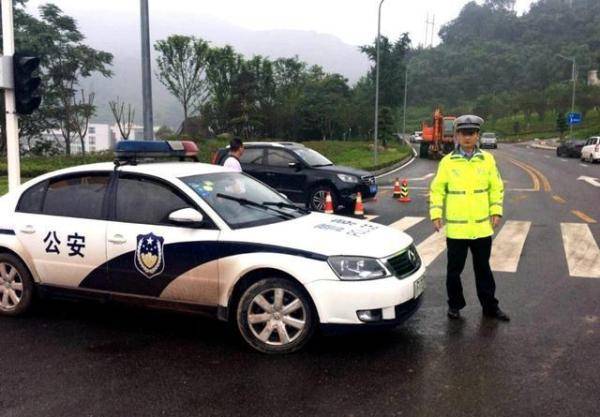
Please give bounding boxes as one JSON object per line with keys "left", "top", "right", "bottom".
{"left": 374, "top": 0, "right": 385, "bottom": 165}
{"left": 140, "top": 0, "right": 154, "bottom": 139}
{"left": 570, "top": 58, "right": 576, "bottom": 136}
{"left": 2, "top": 0, "right": 20, "bottom": 190}
{"left": 402, "top": 64, "right": 408, "bottom": 140}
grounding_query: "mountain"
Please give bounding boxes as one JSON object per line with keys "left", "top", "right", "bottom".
{"left": 71, "top": 11, "right": 371, "bottom": 128}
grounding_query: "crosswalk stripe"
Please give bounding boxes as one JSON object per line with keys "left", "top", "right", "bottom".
{"left": 364, "top": 215, "right": 379, "bottom": 222}
{"left": 416, "top": 228, "right": 447, "bottom": 267}
{"left": 560, "top": 223, "right": 600, "bottom": 278}
{"left": 490, "top": 221, "right": 531, "bottom": 273}
{"left": 388, "top": 216, "right": 425, "bottom": 232}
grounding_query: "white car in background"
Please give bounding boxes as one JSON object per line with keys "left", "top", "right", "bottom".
{"left": 410, "top": 131, "right": 423, "bottom": 143}
{"left": 581, "top": 136, "right": 600, "bottom": 163}
{"left": 480, "top": 132, "right": 498, "bottom": 149}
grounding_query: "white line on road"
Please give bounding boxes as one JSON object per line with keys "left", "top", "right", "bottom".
{"left": 364, "top": 215, "right": 379, "bottom": 222}
{"left": 490, "top": 221, "right": 531, "bottom": 273}
{"left": 561, "top": 223, "right": 600, "bottom": 278}
{"left": 561, "top": 159, "right": 568, "bottom": 162}
{"left": 580, "top": 163, "right": 589, "bottom": 168}
{"left": 388, "top": 216, "right": 425, "bottom": 232}
{"left": 375, "top": 142, "right": 418, "bottom": 179}
{"left": 577, "top": 176, "right": 600, "bottom": 188}
{"left": 417, "top": 228, "right": 447, "bottom": 267}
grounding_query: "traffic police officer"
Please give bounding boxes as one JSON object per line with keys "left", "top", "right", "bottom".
{"left": 429, "top": 115, "right": 510, "bottom": 321}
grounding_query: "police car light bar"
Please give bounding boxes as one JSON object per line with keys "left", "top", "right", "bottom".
{"left": 115, "top": 140, "right": 199, "bottom": 164}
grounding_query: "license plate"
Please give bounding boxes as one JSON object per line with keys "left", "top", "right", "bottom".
{"left": 413, "top": 276, "right": 425, "bottom": 298}
{"left": 370, "top": 184, "right": 377, "bottom": 194}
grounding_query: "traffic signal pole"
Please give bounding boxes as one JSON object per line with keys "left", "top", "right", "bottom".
{"left": 2, "top": 0, "right": 21, "bottom": 190}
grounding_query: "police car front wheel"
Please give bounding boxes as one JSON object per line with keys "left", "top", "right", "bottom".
{"left": 237, "top": 278, "right": 316, "bottom": 354}
{"left": 0, "top": 254, "right": 34, "bottom": 316}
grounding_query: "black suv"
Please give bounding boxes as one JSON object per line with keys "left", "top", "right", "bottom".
{"left": 213, "top": 142, "right": 378, "bottom": 211}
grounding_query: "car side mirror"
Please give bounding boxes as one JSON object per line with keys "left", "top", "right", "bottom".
{"left": 168, "top": 208, "right": 204, "bottom": 226}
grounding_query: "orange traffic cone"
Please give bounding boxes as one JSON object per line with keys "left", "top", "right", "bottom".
{"left": 354, "top": 192, "right": 364, "bottom": 218}
{"left": 392, "top": 178, "right": 401, "bottom": 199}
{"left": 398, "top": 179, "right": 411, "bottom": 203}
{"left": 324, "top": 192, "right": 334, "bottom": 214}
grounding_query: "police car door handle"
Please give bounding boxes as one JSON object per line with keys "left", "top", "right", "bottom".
{"left": 20, "top": 225, "right": 35, "bottom": 234}
{"left": 108, "top": 235, "right": 127, "bottom": 244}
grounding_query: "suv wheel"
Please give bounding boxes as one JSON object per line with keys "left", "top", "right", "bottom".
{"left": 236, "top": 278, "right": 316, "bottom": 354}
{"left": 0, "top": 254, "right": 34, "bottom": 316}
{"left": 308, "top": 185, "right": 337, "bottom": 212}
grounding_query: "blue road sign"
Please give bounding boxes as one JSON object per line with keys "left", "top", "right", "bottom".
{"left": 567, "top": 112, "right": 582, "bottom": 125}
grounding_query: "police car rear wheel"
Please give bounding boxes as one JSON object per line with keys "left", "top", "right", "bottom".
{"left": 0, "top": 254, "right": 34, "bottom": 316}
{"left": 237, "top": 278, "right": 315, "bottom": 354}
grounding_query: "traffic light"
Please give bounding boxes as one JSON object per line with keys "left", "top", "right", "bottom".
{"left": 13, "top": 53, "right": 42, "bottom": 115}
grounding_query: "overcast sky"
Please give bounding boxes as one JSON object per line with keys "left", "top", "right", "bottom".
{"left": 27, "top": 0, "right": 536, "bottom": 47}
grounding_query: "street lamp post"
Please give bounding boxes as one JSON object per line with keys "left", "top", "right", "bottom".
{"left": 402, "top": 63, "right": 409, "bottom": 140}
{"left": 373, "top": 0, "right": 385, "bottom": 165}
{"left": 557, "top": 54, "right": 577, "bottom": 136}
{"left": 140, "top": 0, "right": 154, "bottom": 140}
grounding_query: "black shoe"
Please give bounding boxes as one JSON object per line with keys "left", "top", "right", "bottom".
{"left": 483, "top": 309, "right": 510, "bottom": 321}
{"left": 447, "top": 308, "right": 461, "bottom": 320}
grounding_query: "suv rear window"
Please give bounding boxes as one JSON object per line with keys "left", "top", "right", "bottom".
{"left": 240, "top": 148, "right": 264, "bottom": 165}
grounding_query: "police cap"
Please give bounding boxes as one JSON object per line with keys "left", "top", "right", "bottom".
{"left": 454, "top": 115, "right": 484, "bottom": 131}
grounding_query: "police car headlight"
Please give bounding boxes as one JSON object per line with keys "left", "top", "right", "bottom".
{"left": 337, "top": 174, "right": 359, "bottom": 183}
{"left": 328, "top": 256, "right": 390, "bottom": 281}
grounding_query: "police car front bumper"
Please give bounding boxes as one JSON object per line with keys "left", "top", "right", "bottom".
{"left": 305, "top": 264, "right": 425, "bottom": 326}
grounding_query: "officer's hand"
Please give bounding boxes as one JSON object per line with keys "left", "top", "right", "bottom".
{"left": 491, "top": 215, "right": 501, "bottom": 228}
{"left": 432, "top": 218, "right": 443, "bottom": 232}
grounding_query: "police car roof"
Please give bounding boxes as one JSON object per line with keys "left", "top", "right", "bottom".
{"left": 25, "top": 162, "right": 231, "bottom": 184}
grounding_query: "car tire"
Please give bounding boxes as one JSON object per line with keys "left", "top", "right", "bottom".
{"left": 0, "top": 253, "right": 34, "bottom": 317}
{"left": 236, "top": 278, "right": 316, "bottom": 354}
{"left": 308, "top": 185, "right": 337, "bottom": 212}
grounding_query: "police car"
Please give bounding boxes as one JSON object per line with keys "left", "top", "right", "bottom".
{"left": 0, "top": 141, "right": 425, "bottom": 354}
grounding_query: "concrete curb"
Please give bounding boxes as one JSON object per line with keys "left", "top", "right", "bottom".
{"left": 530, "top": 144, "right": 557, "bottom": 150}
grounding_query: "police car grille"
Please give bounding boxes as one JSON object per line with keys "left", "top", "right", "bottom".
{"left": 387, "top": 246, "right": 421, "bottom": 279}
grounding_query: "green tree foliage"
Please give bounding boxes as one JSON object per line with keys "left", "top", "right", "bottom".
{"left": 556, "top": 111, "right": 568, "bottom": 138}
{"left": 154, "top": 35, "right": 210, "bottom": 135}
{"left": 1, "top": 1, "right": 113, "bottom": 155}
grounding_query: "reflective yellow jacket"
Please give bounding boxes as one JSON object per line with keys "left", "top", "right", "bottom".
{"left": 429, "top": 148, "right": 504, "bottom": 239}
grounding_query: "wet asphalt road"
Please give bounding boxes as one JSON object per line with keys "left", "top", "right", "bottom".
{"left": 1, "top": 143, "right": 599, "bottom": 417}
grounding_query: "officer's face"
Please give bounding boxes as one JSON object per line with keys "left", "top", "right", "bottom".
{"left": 457, "top": 129, "right": 479, "bottom": 150}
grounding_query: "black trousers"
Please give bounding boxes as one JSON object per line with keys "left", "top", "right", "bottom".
{"left": 446, "top": 236, "right": 499, "bottom": 313}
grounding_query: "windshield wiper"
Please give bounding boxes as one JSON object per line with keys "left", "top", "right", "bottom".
{"left": 216, "top": 193, "right": 295, "bottom": 219}
{"left": 263, "top": 201, "right": 310, "bottom": 214}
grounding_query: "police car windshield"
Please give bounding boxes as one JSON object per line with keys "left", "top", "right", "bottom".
{"left": 181, "top": 172, "right": 306, "bottom": 229}
{"left": 292, "top": 148, "right": 333, "bottom": 167}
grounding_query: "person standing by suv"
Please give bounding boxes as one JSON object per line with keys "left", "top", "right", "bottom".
{"left": 222, "top": 138, "right": 245, "bottom": 172}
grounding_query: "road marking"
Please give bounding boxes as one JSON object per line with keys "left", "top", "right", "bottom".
{"left": 507, "top": 158, "right": 540, "bottom": 191}
{"left": 364, "top": 215, "right": 379, "bottom": 221}
{"left": 577, "top": 176, "right": 600, "bottom": 188}
{"left": 580, "top": 163, "right": 588, "bottom": 168}
{"left": 374, "top": 143, "right": 417, "bottom": 179}
{"left": 545, "top": 155, "right": 550, "bottom": 159}
{"left": 561, "top": 223, "right": 600, "bottom": 278}
{"left": 417, "top": 229, "right": 447, "bottom": 267}
{"left": 490, "top": 221, "right": 531, "bottom": 273}
{"left": 571, "top": 210, "right": 597, "bottom": 224}
{"left": 523, "top": 161, "right": 552, "bottom": 192}
{"left": 552, "top": 195, "right": 566, "bottom": 204}
{"left": 406, "top": 173, "right": 435, "bottom": 181}
{"left": 561, "top": 159, "right": 568, "bottom": 162}
{"left": 389, "top": 216, "right": 425, "bottom": 232}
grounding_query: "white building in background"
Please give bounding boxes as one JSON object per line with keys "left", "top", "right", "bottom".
{"left": 35, "top": 122, "right": 155, "bottom": 154}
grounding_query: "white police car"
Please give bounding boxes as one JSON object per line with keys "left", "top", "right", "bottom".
{"left": 0, "top": 141, "right": 425, "bottom": 353}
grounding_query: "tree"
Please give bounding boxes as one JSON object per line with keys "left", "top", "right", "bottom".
{"left": 0, "top": 2, "right": 112, "bottom": 155}
{"left": 72, "top": 90, "right": 95, "bottom": 155}
{"left": 155, "top": 125, "right": 174, "bottom": 139}
{"left": 109, "top": 97, "right": 135, "bottom": 140}
{"left": 556, "top": 112, "right": 568, "bottom": 138}
{"left": 154, "top": 35, "right": 210, "bottom": 136}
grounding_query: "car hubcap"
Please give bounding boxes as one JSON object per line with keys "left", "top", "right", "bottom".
{"left": 312, "top": 190, "right": 327, "bottom": 211}
{"left": 0, "top": 262, "right": 23, "bottom": 311}
{"left": 247, "top": 288, "right": 306, "bottom": 346}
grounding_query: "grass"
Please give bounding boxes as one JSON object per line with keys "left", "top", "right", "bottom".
{"left": 0, "top": 139, "right": 410, "bottom": 196}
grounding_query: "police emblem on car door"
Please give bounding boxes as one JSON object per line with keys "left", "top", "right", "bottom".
{"left": 135, "top": 232, "right": 165, "bottom": 278}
